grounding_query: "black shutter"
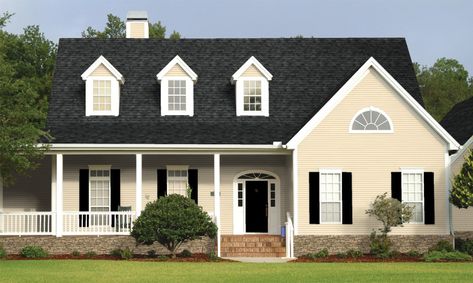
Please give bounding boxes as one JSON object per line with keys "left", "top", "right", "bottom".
{"left": 342, "top": 172, "right": 353, "bottom": 224}
{"left": 391, "top": 172, "right": 402, "bottom": 201}
{"left": 79, "top": 169, "right": 89, "bottom": 227}
{"left": 188, "top": 169, "right": 198, "bottom": 204}
{"left": 157, "top": 169, "right": 167, "bottom": 198}
{"left": 424, "top": 172, "right": 435, "bottom": 224}
{"left": 110, "top": 169, "right": 120, "bottom": 227}
{"left": 309, "top": 172, "right": 320, "bottom": 224}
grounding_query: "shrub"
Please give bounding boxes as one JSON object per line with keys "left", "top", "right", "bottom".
{"left": 147, "top": 250, "right": 157, "bottom": 258}
{"left": 110, "top": 248, "right": 133, "bottom": 259}
{"left": 307, "top": 248, "right": 329, "bottom": 259}
{"left": 429, "top": 240, "right": 454, "bottom": 253}
{"left": 131, "top": 194, "right": 218, "bottom": 258}
{"left": 208, "top": 251, "right": 219, "bottom": 261}
{"left": 424, "top": 250, "right": 472, "bottom": 262}
{"left": 85, "top": 251, "right": 97, "bottom": 258}
{"left": 20, "top": 246, "right": 48, "bottom": 258}
{"left": 406, "top": 250, "right": 422, "bottom": 257}
{"left": 179, "top": 249, "right": 192, "bottom": 258}
{"left": 455, "top": 238, "right": 473, "bottom": 256}
{"left": 71, "top": 250, "right": 80, "bottom": 257}
{"left": 110, "top": 249, "right": 122, "bottom": 257}
{"left": 346, "top": 249, "right": 363, "bottom": 258}
{"left": 336, "top": 252, "right": 348, "bottom": 258}
{"left": 157, "top": 255, "right": 168, "bottom": 260}
{"left": 369, "top": 231, "right": 392, "bottom": 257}
{"left": 0, "top": 245, "right": 6, "bottom": 259}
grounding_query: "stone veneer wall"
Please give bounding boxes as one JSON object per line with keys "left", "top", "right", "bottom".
{"left": 0, "top": 236, "right": 214, "bottom": 255}
{"left": 455, "top": 232, "right": 473, "bottom": 239}
{"left": 294, "top": 235, "right": 453, "bottom": 256}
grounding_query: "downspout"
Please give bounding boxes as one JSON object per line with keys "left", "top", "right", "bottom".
{"left": 446, "top": 146, "right": 455, "bottom": 247}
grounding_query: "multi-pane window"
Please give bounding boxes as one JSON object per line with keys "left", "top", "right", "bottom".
{"left": 270, "top": 183, "right": 276, "bottom": 207}
{"left": 320, "top": 171, "right": 342, "bottom": 223}
{"left": 238, "top": 183, "right": 243, "bottom": 207}
{"left": 168, "top": 80, "right": 187, "bottom": 111}
{"left": 89, "top": 169, "right": 111, "bottom": 213}
{"left": 243, "top": 80, "right": 262, "bottom": 111}
{"left": 92, "top": 80, "right": 112, "bottom": 111}
{"left": 402, "top": 172, "right": 424, "bottom": 223}
{"left": 351, "top": 107, "right": 392, "bottom": 132}
{"left": 167, "top": 168, "right": 188, "bottom": 196}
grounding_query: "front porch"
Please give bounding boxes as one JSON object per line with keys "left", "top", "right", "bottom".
{"left": 0, "top": 151, "right": 295, "bottom": 257}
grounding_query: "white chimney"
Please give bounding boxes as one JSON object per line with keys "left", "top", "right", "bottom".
{"left": 126, "top": 11, "right": 149, "bottom": 39}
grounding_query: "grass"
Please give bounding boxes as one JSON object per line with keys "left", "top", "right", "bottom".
{"left": 0, "top": 261, "right": 472, "bottom": 282}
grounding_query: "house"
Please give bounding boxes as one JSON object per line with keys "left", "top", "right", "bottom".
{"left": 442, "top": 97, "right": 473, "bottom": 239}
{"left": 0, "top": 11, "right": 461, "bottom": 257}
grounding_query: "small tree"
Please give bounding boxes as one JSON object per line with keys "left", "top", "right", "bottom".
{"left": 451, "top": 150, "right": 473, "bottom": 209}
{"left": 366, "top": 193, "right": 413, "bottom": 256}
{"left": 131, "top": 194, "right": 217, "bottom": 258}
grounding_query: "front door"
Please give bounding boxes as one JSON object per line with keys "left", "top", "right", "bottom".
{"left": 245, "top": 181, "right": 268, "bottom": 233}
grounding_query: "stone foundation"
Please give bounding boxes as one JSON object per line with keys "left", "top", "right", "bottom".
{"left": 294, "top": 234, "right": 453, "bottom": 256}
{"left": 454, "top": 231, "right": 473, "bottom": 239}
{"left": 0, "top": 236, "right": 215, "bottom": 255}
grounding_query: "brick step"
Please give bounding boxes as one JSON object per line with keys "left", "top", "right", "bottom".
{"left": 221, "top": 235, "right": 285, "bottom": 243}
{"left": 221, "top": 241, "right": 284, "bottom": 248}
{"left": 221, "top": 252, "right": 286, "bottom": 257}
{"left": 220, "top": 235, "right": 286, "bottom": 257}
{"left": 221, "top": 247, "right": 286, "bottom": 253}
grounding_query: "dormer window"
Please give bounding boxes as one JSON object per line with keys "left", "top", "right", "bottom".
{"left": 232, "top": 56, "right": 273, "bottom": 116}
{"left": 81, "top": 56, "right": 124, "bottom": 116}
{"left": 157, "top": 55, "right": 198, "bottom": 116}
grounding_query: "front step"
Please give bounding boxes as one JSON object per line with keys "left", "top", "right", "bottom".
{"left": 221, "top": 235, "right": 286, "bottom": 257}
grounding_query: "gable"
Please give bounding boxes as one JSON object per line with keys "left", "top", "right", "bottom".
{"left": 165, "top": 64, "right": 188, "bottom": 77}
{"left": 241, "top": 64, "right": 264, "bottom": 77}
{"left": 90, "top": 64, "right": 114, "bottom": 77}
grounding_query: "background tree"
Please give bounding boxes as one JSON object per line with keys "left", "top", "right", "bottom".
{"left": 415, "top": 58, "right": 473, "bottom": 121}
{"left": 131, "top": 194, "right": 217, "bottom": 258}
{"left": 451, "top": 150, "right": 473, "bottom": 209}
{"left": 0, "top": 12, "right": 55, "bottom": 185}
{"left": 82, "top": 13, "right": 181, "bottom": 39}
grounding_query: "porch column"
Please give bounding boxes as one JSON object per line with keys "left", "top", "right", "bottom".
{"left": 292, "top": 149, "right": 298, "bottom": 235}
{"left": 135, "top": 153, "right": 143, "bottom": 217}
{"left": 55, "top": 154, "right": 63, "bottom": 237}
{"left": 213, "top": 153, "right": 221, "bottom": 257}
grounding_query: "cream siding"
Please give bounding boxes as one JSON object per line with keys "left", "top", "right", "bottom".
{"left": 297, "top": 67, "right": 449, "bottom": 235}
{"left": 90, "top": 64, "right": 114, "bottom": 77}
{"left": 130, "top": 22, "right": 145, "bottom": 38}
{"left": 3, "top": 156, "right": 51, "bottom": 212}
{"left": 241, "top": 64, "right": 264, "bottom": 77}
{"left": 451, "top": 143, "right": 473, "bottom": 231}
{"left": 164, "top": 64, "right": 188, "bottom": 77}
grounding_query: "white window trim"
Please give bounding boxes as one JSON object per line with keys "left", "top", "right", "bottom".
{"left": 319, "top": 169, "right": 343, "bottom": 224}
{"left": 166, "top": 165, "right": 189, "bottom": 196}
{"left": 236, "top": 77, "right": 269, "bottom": 117}
{"left": 88, "top": 165, "right": 112, "bottom": 213}
{"left": 349, "top": 106, "right": 394, "bottom": 133}
{"left": 401, "top": 168, "right": 425, "bottom": 224}
{"left": 160, "top": 77, "right": 194, "bottom": 116}
{"left": 85, "top": 77, "right": 120, "bottom": 116}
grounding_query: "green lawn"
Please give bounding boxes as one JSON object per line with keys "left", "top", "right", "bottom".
{"left": 0, "top": 261, "right": 472, "bottom": 282}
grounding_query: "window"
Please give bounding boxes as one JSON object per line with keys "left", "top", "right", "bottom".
{"left": 89, "top": 167, "right": 111, "bottom": 213}
{"left": 168, "top": 80, "right": 187, "bottom": 111}
{"left": 320, "top": 170, "right": 342, "bottom": 223}
{"left": 402, "top": 171, "right": 424, "bottom": 223}
{"left": 243, "top": 80, "right": 262, "bottom": 111}
{"left": 350, "top": 107, "right": 393, "bottom": 132}
{"left": 93, "top": 80, "right": 112, "bottom": 111}
{"left": 270, "top": 183, "right": 276, "bottom": 207}
{"left": 167, "top": 166, "right": 189, "bottom": 196}
{"left": 238, "top": 183, "right": 243, "bottom": 207}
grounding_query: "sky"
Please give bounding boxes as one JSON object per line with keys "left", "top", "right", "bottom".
{"left": 1, "top": 0, "right": 472, "bottom": 73}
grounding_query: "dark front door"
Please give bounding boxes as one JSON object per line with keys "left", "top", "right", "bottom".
{"left": 245, "top": 181, "right": 268, "bottom": 233}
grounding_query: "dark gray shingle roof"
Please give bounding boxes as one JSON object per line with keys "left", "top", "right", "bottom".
{"left": 47, "top": 38, "right": 421, "bottom": 144}
{"left": 441, "top": 97, "right": 473, "bottom": 145}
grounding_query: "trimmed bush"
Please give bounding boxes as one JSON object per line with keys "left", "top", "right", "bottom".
{"left": 424, "top": 250, "right": 472, "bottom": 262}
{"left": 0, "top": 245, "right": 6, "bottom": 259}
{"left": 369, "top": 231, "right": 392, "bottom": 258}
{"left": 120, "top": 247, "right": 133, "bottom": 260}
{"left": 455, "top": 238, "right": 473, "bottom": 256}
{"left": 336, "top": 252, "right": 348, "bottom": 259}
{"left": 71, "top": 250, "right": 80, "bottom": 256}
{"left": 85, "top": 251, "right": 97, "bottom": 258}
{"left": 406, "top": 250, "right": 422, "bottom": 257}
{"left": 307, "top": 249, "right": 329, "bottom": 259}
{"left": 147, "top": 250, "right": 157, "bottom": 258}
{"left": 429, "top": 240, "right": 454, "bottom": 253}
{"left": 20, "top": 246, "right": 48, "bottom": 258}
{"left": 179, "top": 249, "right": 192, "bottom": 258}
{"left": 346, "top": 249, "right": 363, "bottom": 258}
{"left": 110, "top": 249, "right": 122, "bottom": 257}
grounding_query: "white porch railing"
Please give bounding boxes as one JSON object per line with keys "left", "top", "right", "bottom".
{"left": 63, "top": 211, "right": 136, "bottom": 235}
{"left": 0, "top": 212, "right": 55, "bottom": 235}
{"left": 285, "top": 212, "right": 294, "bottom": 258}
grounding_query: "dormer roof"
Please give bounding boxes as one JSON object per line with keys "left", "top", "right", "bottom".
{"left": 231, "top": 56, "right": 273, "bottom": 83}
{"left": 81, "top": 55, "right": 125, "bottom": 84}
{"left": 156, "top": 55, "right": 198, "bottom": 81}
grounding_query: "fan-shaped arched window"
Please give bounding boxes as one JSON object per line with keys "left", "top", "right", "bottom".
{"left": 350, "top": 107, "right": 393, "bottom": 132}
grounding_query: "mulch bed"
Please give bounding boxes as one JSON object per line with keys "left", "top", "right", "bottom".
{"left": 292, "top": 254, "right": 423, "bottom": 263}
{"left": 5, "top": 253, "right": 234, "bottom": 262}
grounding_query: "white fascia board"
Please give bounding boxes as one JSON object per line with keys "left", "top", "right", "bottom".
{"left": 81, "top": 55, "right": 125, "bottom": 84}
{"left": 450, "top": 135, "right": 473, "bottom": 164}
{"left": 231, "top": 56, "right": 273, "bottom": 83}
{"left": 156, "top": 55, "right": 198, "bottom": 81}
{"left": 286, "top": 57, "right": 460, "bottom": 151}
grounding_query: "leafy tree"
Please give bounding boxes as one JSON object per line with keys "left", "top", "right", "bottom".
{"left": 131, "top": 194, "right": 217, "bottom": 258}
{"left": 82, "top": 14, "right": 181, "bottom": 39}
{"left": 415, "top": 58, "right": 473, "bottom": 121}
{"left": 0, "top": 12, "right": 54, "bottom": 185}
{"left": 451, "top": 150, "right": 473, "bottom": 209}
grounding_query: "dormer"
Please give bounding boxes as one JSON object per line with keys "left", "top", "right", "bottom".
{"left": 231, "top": 56, "right": 273, "bottom": 117}
{"left": 81, "top": 56, "right": 124, "bottom": 116}
{"left": 156, "top": 55, "right": 198, "bottom": 116}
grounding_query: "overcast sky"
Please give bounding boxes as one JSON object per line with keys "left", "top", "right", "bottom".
{"left": 1, "top": 0, "right": 472, "bottom": 73}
